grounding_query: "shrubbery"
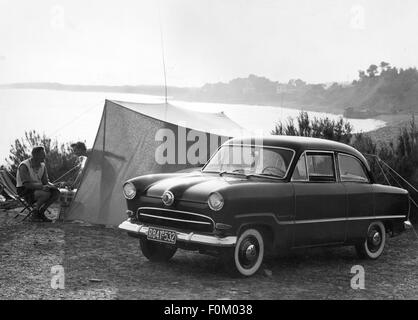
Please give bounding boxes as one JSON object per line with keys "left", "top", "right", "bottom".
{"left": 5, "top": 130, "right": 77, "bottom": 183}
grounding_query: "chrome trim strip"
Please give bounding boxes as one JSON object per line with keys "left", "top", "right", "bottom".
{"left": 118, "top": 220, "right": 237, "bottom": 246}
{"left": 235, "top": 213, "right": 283, "bottom": 225}
{"left": 137, "top": 207, "right": 215, "bottom": 226}
{"left": 278, "top": 215, "right": 407, "bottom": 225}
{"left": 139, "top": 213, "right": 212, "bottom": 225}
{"left": 349, "top": 215, "right": 406, "bottom": 221}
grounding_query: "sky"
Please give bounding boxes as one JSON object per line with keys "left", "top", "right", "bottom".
{"left": 0, "top": 0, "right": 418, "bottom": 87}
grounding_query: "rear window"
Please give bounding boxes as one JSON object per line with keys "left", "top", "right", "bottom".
{"left": 338, "top": 154, "right": 369, "bottom": 182}
{"left": 306, "top": 153, "right": 336, "bottom": 182}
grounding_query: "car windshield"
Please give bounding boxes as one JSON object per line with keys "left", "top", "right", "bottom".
{"left": 203, "top": 145, "right": 294, "bottom": 179}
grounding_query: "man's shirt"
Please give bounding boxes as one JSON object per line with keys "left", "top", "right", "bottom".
{"left": 16, "top": 159, "right": 48, "bottom": 188}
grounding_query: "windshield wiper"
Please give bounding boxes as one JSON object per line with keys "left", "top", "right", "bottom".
{"left": 245, "top": 173, "right": 283, "bottom": 180}
{"left": 219, "top": 170, "right": 247, "bottom": 177}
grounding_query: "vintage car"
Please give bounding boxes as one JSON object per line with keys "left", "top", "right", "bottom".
{"left": 119, "top": 136, "right": 410, "bottom": 276}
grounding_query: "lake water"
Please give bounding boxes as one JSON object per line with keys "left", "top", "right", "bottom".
{"left": 0, "top": 88, "right": 386, "bottom": 164}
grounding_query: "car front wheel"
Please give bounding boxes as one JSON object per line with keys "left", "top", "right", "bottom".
{"left": 139, "top": 237, "right": 177, "bottom": 262}
{"left": 223, "top": 228, "right": 265, "bottom": 277}
{"left": 355, "top": 221, "right": 386, "bottom": 259}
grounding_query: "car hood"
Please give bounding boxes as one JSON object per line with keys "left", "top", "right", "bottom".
{"left": 144, "top": 172, "right": 249, "bottom": 203}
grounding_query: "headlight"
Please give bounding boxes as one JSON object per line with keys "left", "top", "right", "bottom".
{"left": 123, "top": 182, "right": 136, "bottom": 200}
{"left": 208, "top": 192, "right": 224, "bottom": 211}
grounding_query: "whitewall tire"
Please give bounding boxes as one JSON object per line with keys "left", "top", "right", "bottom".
{"left": 225, "top": 228, "right": 264, "bottom": 277}
{"left": 355, "top": 221, "right": 386, "bottom": 260}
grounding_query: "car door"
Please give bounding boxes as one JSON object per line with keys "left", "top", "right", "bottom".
{"left": 291, "top": 151, "right": 347, "bottom": 247}
{"left": 337, "top": 153, "right": 374, "bottom": 241}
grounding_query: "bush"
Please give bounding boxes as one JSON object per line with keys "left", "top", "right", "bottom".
{"left": 5, "top": 130, "right": 77, "bottom": 182}
{"left": 271, "top": 111, "right": 353, "bottom": 143}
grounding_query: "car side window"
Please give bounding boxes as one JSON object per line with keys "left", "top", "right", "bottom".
{"left": 338, "top": 154, "right": 369, "bottom": 183}
{"left": 306, "top": 153, "right": 336, "bottom": 182}
{"left": 291, "top": 154, "right": 308, "bottom": 181}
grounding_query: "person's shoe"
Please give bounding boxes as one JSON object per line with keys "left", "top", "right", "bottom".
{"left": 29, "top": 209, "right": 43, "bottom": 222}
{"left": 39, "top": 212, "right": 52, "bottom": 223}
{"left": 37, "top": 206, "right": 53, "bottom": 222}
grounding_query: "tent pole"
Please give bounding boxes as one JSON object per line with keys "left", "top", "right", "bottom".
{"left": 103, "top": 103, "right": 107, "bottom": 154}
{"left": 157, "top": 1, "right": 168, "bottom": 112}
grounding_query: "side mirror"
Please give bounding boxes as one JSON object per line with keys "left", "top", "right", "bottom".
{"left": 404, "top": 220, "right": 413, "bottom": 230}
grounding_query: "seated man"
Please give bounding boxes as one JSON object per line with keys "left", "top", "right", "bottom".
{"left": 16, "top": 146, "right": 60, "bottom": 221}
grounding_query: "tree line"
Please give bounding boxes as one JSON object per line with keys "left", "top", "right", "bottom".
{"left": 191, "top": 63, "right": 418, "bottom": 116}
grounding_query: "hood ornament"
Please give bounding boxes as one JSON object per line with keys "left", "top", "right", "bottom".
{"left": 162, "top": 191, "right": 174, "bottom": 206}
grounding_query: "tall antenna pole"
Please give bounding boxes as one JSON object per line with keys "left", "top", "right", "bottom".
{"left": 160, "top": 27, "right": 168, "bottom": 105}
{"left": 157, "top": 2, "right": 168, "bottom": 106}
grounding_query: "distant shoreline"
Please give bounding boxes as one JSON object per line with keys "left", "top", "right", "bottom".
{"left": 0, "top": 82, "right": 189, "bottom": 95}
{"left": 0, "top": 85, "right": 399, "bottom": 167}
{"left": 6, "top": 83, "right": 408, "bottom": 137}
{"left": 0, "top": 82, "right": 345, "bottom": 115}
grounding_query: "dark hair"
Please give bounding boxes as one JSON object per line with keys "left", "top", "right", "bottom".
{"left": 31, "top": 146, "right": 45, "bottom": 156}
{"left": 71, "top": 142, "right": 87, "bottom": 152}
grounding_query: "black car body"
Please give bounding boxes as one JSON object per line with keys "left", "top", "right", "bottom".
{"left": 119, "top": 136, "right": 410, "bottom": 276}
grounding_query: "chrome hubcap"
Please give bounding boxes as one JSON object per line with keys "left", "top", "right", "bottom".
{"left": 245, "top": 244, "right": 257, "bottom": 261}
{"left": 372, "top": 232, "right": 381, "bottom": 246}
{"left": 238, "top": 236, "right": 259, "bottom": 269}
{"left": 367, "top": 226, "right": 383, "bottom": 253}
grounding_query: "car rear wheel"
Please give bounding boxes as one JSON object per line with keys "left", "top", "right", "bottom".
{"left": 355, "top": 221, "right": 386, "bottom": 259}
{"left": 139, "top": 237, "right": 177, "bottom": 262}
{"left": 223, "top": 228, "right": 264, "bottom": 277}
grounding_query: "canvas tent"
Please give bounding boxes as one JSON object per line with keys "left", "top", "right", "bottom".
{"left": 66, "top": 100, "right": 245, "bottom": 226}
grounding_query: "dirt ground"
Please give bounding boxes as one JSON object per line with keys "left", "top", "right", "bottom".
{"left": 1, "top": 207, "right": 418, "bottom": 300}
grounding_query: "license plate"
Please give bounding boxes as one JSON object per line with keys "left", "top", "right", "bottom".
{"left": 147, "top": 227, "right": 177, "bottom": 244}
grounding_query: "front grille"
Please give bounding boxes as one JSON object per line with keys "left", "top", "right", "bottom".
{"left": 136, "top": 207, "right": 214, "bottom": 233}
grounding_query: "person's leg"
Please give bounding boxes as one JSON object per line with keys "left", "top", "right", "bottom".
{"left": 33, "top": 190, "right": 51, "bottom": 210}
{"left": 26, "top": 190, "right": 50, "bottom": 220}
{"left": 38, "top": 188, "right": 60, "bottom": 214}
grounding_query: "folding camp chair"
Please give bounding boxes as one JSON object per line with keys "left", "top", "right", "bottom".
{"left": 0, "top": 182, "right": 19, "bottom": 210}
{"left": 0, "top": 169, "right": 55, "bottom": 221}
{"left": 0, "top": 169, "right": 36, "bottom": 219}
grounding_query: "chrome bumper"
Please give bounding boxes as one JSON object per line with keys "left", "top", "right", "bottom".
{"left": 118, "top": 220, "right": 237, "bottom": 247}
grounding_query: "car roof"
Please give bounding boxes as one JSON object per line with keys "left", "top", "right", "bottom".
{"left": 224, "top": 135, "right": 370, "bottom": 169}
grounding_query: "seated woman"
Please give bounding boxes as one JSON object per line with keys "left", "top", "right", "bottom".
{"left": 16, "top": 146, "right": 60, "bottom": 221}
{"left": 55, "top": 142, "right": 89, "bottom": 213}
{"left": 66, "top": 142, "right": 88, "bottom": 190}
